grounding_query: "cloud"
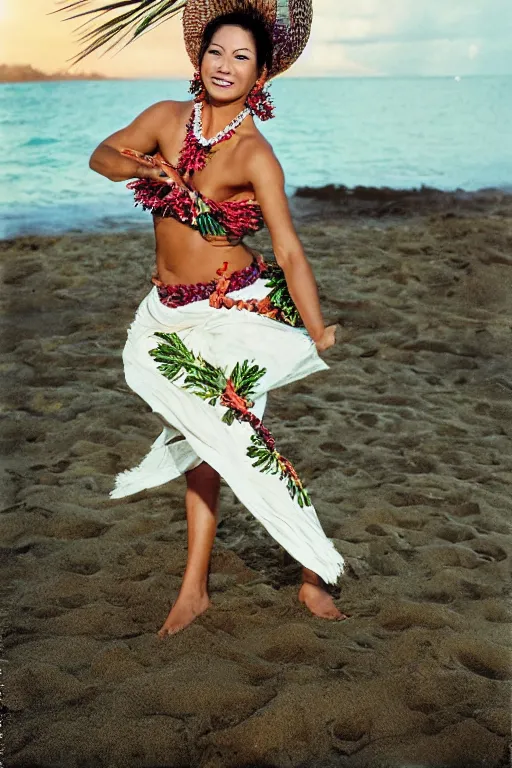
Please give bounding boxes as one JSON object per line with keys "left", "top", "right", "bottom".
{"left": 291, "top": 40, "right": 382, "bottom": 77}
{"left": 316, "top": 0, "right": 509, "bottom": 45}
{"left": 305, "top": 0, "right": 512, "bottom": 75}
{"left": 326, "top": 33, "right": 478, "bottom": 46}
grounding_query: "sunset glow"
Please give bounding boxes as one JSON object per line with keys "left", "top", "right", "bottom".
{"left": 0, "top": 0, "right": 9, "bottom": 22}
{"left": 0, "top": 0, "right": 510, "bottom": 77}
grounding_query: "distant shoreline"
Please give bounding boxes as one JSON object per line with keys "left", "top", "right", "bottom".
{"left": 0, "top": 64, "right": 107, "bottom": 83}
{"left": 2, "top": 67, "right": 510, "bottom": 84}
{"left": 292, "top": 184, "right": 512, "bottom": 217}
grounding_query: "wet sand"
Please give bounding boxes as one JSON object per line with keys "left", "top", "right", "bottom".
{"left": 1, "top": 187, "right": 511, "bottom": 767}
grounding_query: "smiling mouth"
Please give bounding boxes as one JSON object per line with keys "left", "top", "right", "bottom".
{"left": 211, "top": 77, "right": 234, "bottom": 87}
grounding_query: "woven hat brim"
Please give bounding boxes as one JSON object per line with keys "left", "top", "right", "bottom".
{"left": 182, "top": 0, "right": 312, "bottom": 79}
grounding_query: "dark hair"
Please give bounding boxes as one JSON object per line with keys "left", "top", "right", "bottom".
{"left": 199, "top": 9, "right": 273, "bottom": 74}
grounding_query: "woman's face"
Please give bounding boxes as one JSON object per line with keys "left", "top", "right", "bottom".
{"left": 200, "top": 24, "right": 259, "bottom": 104}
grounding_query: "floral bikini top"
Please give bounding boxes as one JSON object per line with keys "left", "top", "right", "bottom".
{"left": 122, "top": 105, "right": 264, "bottom": 246}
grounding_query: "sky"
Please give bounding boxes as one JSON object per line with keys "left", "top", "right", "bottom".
{"left": 1, "top": 0, "right": 511, "bottom": 78}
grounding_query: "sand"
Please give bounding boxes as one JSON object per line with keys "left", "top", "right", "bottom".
{"left": 1, "top": 188, "right": 511, "bottom": 768}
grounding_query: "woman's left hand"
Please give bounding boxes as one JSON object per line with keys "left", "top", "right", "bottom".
{"left": 315, "top": 324, "right": 338, "bottom": 353}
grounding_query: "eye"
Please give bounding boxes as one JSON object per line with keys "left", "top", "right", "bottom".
{"left": 236, "top": 54, "right": 249, "bottom": 60}
{"left": 208, "top": 48, "right": 220, "bottom": 55}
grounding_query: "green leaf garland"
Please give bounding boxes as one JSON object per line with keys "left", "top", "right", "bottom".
{"left": 262, "top": 264, "right": 302, "bottom": 327}
{"left": 148, "top": 331, "right": 311, "bottom": 506}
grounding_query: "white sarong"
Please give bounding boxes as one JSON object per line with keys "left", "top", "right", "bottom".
{"left": 110, "top": 273, "right": 345, "bottom": 584}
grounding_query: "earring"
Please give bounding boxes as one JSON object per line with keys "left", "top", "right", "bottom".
{"left": 189, "top": 70, "right": 207, "bottom": 101}
{"left": 246, "top": 69, "right": 274, "bottom": 121}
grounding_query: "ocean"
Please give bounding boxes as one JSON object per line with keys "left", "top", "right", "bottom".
{"left": 1, "top": 75, "right": 511, "bottom": 238}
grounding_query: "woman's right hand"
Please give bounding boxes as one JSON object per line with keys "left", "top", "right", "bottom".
{"left": 314, "top": 324, "right": 338, "bottom": 353}
{"left": 136, "top": 164, "right": 170, "bottom": 181}
{"left": 120, "top": 148, "right": 173, "bottom": 181}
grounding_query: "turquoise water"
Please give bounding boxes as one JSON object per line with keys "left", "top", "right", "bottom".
{"left": 1, "top": 76, "right": 511, "bottom": 237}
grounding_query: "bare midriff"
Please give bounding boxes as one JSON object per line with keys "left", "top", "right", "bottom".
{"left": 153, "top": 215, "right": 256, "bottom": 286}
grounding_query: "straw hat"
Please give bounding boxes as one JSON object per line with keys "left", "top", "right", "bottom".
{"left": 183, "top": 0, "right": 312, "bottom": 78}
{"left": 56, "top": 0, "right": 312, "bottom": 77}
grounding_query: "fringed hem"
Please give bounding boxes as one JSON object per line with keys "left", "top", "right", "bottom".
{"left": 314, "top": 542, "right": 345, "bottom": 585}
{"left": 108, "top": 465, "right": 174, "bottom": 499}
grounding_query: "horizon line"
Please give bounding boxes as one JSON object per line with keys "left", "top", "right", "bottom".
{"left": 2, "top": 73, "right": 511, "bottom": 82}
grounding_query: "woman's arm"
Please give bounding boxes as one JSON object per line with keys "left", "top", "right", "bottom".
{"left": 246, "top": 141, "right": 334, "bottom": 346}
{"left": 89, "top": 100, "right": 174, "bottom": 182}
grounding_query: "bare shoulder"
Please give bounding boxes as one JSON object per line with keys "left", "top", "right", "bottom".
{"left": 142, "top": 99, "right": 192, "bottom": 121}
{"left": 237, "top": 131, "right": 281, "bottom": 172}
{"left": 170, "top": 99, "right": 195, "bottom": 119}
{"left": 100, "top": 98, "right": 193, "bottom": 152}
{"left": 238, "top": 130, "right": 275, "bottom": 158}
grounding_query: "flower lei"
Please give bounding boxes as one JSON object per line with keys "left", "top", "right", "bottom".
{"left": 177, "top": 100, "right": 251, "bottom": 176}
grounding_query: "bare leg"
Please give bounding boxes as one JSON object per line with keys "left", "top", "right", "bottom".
{"left": 157, "top": 462, "right": 220, "bottom": 638}
{"left": 298, "top": 567, "right": 351, "bottom": 620}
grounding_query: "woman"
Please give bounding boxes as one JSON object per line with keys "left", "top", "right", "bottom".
{"left": 74, "top": 0, "right": 348, "bottom": 636}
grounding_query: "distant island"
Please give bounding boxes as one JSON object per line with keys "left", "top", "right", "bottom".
{"left": 0, "top": 64, "right": 106, "bottom": 83}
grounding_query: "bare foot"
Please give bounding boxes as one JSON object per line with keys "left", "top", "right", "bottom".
{"left": 298, "top": 582, "right": 351, "bottom": 620}
{"left": 157, "top": 592, "right": 210, "bottom": 638}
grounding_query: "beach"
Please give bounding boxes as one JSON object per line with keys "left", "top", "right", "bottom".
{"left": 2, "top": 187, "right": 511, "bottom": 767}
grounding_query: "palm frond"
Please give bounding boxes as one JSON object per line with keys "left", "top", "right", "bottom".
{"left": 52, "top": 0, "right": 187, "bottom": 64}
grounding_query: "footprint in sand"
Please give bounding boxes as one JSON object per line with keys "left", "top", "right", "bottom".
{"left": 468, "top": 540, "right": 508, "bottom": 562}
{"left": 454, "top": 640, "right": 511, "bottom": 681}
{"left": 434, "top": 522, "right": 476, "bottom": 543}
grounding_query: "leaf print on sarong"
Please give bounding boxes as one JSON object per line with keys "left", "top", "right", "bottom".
{"left": 149, "top": 331, "right": 311, "bottom": 506}
{"left": 247, "top": 434, "right": 311, "bottom": 508}
{"left": 263, "top": 263, "right": 302, "bottom": 327}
